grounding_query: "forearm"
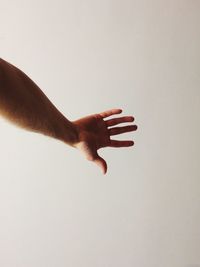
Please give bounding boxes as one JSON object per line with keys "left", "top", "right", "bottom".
{"left": 0, "top": 58, "right": 78, "bottom": 146}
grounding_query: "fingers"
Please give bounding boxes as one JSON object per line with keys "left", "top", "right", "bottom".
{"left": 102, "top": 110, "right": 137, "bottom": 149}
{"left": 105, "top": 116, "right": 134, "bottom": 127}
{"left": 99, "top": 108, "right": 122, "bottom": 118}
{"left": 109, "top": 140, "right": 134, "bottom": 147}
{"left": 109, "top": 125, "right": 137, "bottom": 136}
{"left": 94, "top": 155, "right": 107, "bottom": 174}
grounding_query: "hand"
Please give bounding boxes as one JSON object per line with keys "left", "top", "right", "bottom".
{"left": 73, "top": 109, "right": 137, "bottom": 174}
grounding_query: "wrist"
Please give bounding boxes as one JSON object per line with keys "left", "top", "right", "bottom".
{"left": 51, "top": 113, "right": 80, "bottom": 147}
{"left": 68, "top": 121, "right": 80, "bottom": 147}
{"left": 61, "top": 120, "right": 80, "bottom": 147}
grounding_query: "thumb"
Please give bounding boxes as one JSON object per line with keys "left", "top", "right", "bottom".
{"left": 94, "top": 154, "right": 107, "bottom": 175}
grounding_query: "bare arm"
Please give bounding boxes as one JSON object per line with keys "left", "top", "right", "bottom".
{"left": 0, "top": 58, "right": 78, "bottom": 145}
{"left": 0, "top": 58, "right": 137, "bottom": 174}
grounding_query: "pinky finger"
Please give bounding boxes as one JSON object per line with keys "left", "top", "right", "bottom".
{"left": 99, "top": 109, "right": 122, "bottom": 118}
{"left": 109, "top": 140, "right": 134, "bottom": 147}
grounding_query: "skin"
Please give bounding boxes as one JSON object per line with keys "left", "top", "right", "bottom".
{"left": 0, "top": 58, "right": 137, "bottom": 174}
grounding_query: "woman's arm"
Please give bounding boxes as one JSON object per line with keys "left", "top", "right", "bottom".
{"left": 0, "top": 58, "right": 78, "bottom": 145}
{"left": 0, "top": 58, "right": 137, "bottom": 174}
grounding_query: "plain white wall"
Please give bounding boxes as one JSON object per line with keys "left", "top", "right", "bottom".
{"left": 0, "top": 1, "right": 200, "bottom": 266}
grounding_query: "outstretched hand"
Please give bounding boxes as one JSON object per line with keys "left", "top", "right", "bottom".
{"left": 73, "top": 109, "right": 137, "bottom": 174}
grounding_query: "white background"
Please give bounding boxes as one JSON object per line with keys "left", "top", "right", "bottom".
{"left": 0, "top": 1, "right": 200, "bottom": 266}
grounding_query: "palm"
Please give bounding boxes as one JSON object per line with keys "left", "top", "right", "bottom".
{"left": 73, "top": 109, "right": 137, "bottom": 174}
